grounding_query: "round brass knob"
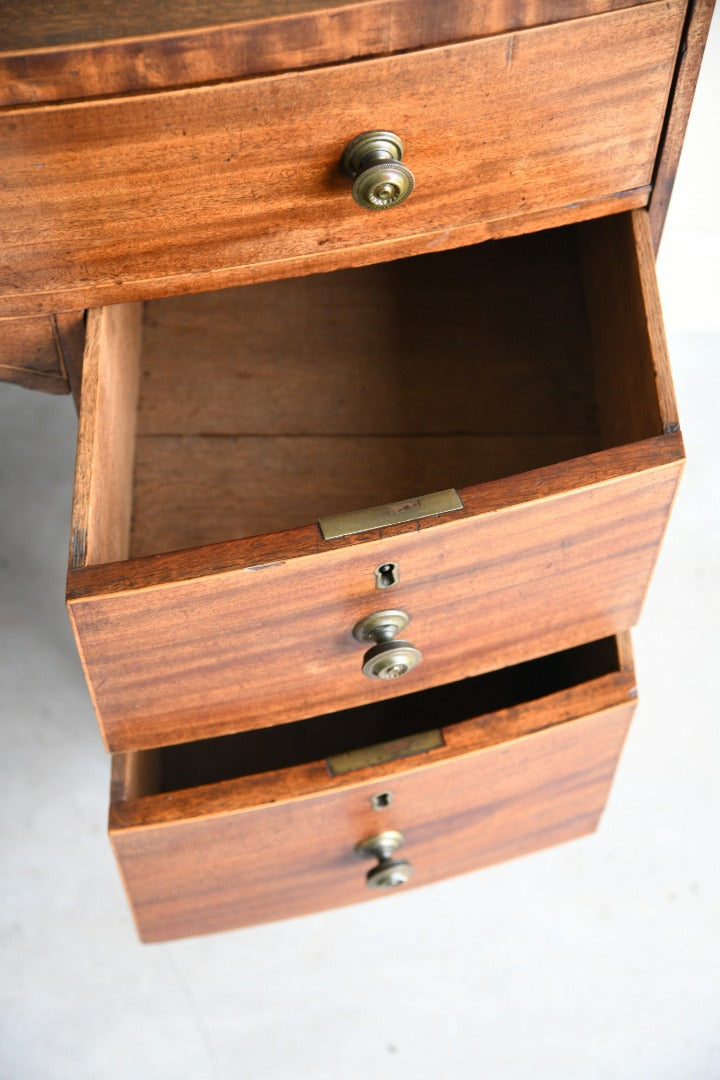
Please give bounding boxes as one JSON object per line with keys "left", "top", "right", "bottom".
{"left": 341, "top": 130, "right": 415, "bottom": 210}
{"left": 361, "top": 640, "right": 422, "bottom": 681}
{"left": 355, "top": 830, "right": 413, "bottom": 889}
{"left": 352, "top": 609, "right": 422, "bottom": 681}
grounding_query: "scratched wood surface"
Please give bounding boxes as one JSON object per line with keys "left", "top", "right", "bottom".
{"left": 0, "top": 3, "right": 684, "bottom": 317}
{"left": 0, "top": 1, "right": 659, "bottom": 105}
{"left": 109, "top": 643, "right": 635, "bottom": 940}
{"left": 67, "top": 212, "right": 682, "bottom": 752}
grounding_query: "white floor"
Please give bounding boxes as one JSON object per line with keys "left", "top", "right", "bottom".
{"left": 1, "top": 20, "right": 718, "bottom": 1080}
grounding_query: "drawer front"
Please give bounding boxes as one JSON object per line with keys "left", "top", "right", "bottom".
{"left": 67, "top": 211, "right": 683, "bottom": 753}
{"left": 0, "top": 2, "right": 683, "bottom": 316}
{"left": 0, "top": 1, "right": 666, "bottom": 106}
{"left": 109, "top": 642, "right": 635, "bottom": 942}
{"left": 72, "top": 461, "right": 676, "bottom": 752}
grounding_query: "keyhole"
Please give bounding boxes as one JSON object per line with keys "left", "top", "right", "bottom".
{"left": 371, "top": 792, "right": 393, "bottom": 810}
{"left": 375, "top": 563, "right": 399, "bottom": 589}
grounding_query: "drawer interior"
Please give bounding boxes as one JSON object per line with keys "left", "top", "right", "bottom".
{"left": 78, "top": 212, "right": 672, "bottom": 564}
{"left": 116, "top": 636, "right": 623, "bottom": 803}
{"left": 132, "top": 224, "right": 596, "bottom": 555}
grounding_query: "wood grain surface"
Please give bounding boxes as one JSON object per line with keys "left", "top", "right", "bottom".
{"left": 136, "top": 229, "right": 595, "bottom": 438}
{"left": 648, "top": 0, "right": 716, "bottom": 249}
{"left": 112, "top": 636, "right": 632, "bottom": 813}
{"left": 66, "top": 212, "right": 683, "bottom": 752}
{"left": 579, "top": 210, "right": 679, "bottom": 443}
{"left": 68, "top": 449, "right": 681, "bottom": 752}
{"left": 0, "top": 1, "right": 658, "bottom": 106}
{"left": 110, "top": 665, "right": 635, "bottom": 940}
{"left": 69, "top": 304, "right": 143, "bottom": 569}
{"left": 0, "top": 312, "right": 79, "bottom": 394}
{"left": 131, "top": 229, "right": 600, "bottom": 553}
{"left": 0, "top": 0, "right": 658, "bottom": 50}
{"left": 54, "top": 311, "right": 86, "bottom": 409}
{"left": 0, "top": 3, "right": 683, "bottom": 316}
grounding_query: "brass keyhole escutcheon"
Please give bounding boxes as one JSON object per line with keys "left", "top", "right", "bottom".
{"left": 355, "top": 830, "right": 413, "bottom": 889}
{"left": 341, "top": 130, "right": 415, "bottom": 210}
{"left": 352, "top": 609, "right": 422, "bottom": 680}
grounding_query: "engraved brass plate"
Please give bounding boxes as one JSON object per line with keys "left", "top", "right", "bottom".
{"left": 319, "top": 489, "right": 463, "bottom": 540}
{"left": 326, "top": 729, "right": 444, "bottom": 776}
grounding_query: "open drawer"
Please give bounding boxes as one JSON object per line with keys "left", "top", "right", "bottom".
{"left": 110, "top": 635, "right": 636, "bottom": 942}
{"left": 67, "top": 210, "right": 682, "bottom": 752}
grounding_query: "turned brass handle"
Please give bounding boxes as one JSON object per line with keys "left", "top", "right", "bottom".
{"left": 352, "top": 609, "right": 422, "bottom": 680}
{"left": 355, "top": 830, "right": 413, "bottom": 889}
{"left": 341, "top": 130, "right": 414, "bottom": 210}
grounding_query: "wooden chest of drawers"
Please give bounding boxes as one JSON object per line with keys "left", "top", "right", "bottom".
{"left": 0, "top": 0, "right": 713, "bottom": 941}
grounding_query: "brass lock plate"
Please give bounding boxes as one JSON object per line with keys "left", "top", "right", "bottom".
{"left": 319, "top": 489, "right": 463, "bottom": 540}
{"left": 326, "top": 729, "right": 444, "bottom": 776}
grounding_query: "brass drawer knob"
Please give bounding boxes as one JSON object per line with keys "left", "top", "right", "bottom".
{"left": 356, "top": 830, "right": 413, "bottom": 889}
{"left": 341, "top": 130, "right": 414, "bottom": 210}
{"left": 352, "top": 609, "right": 422, "bottom": 680}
